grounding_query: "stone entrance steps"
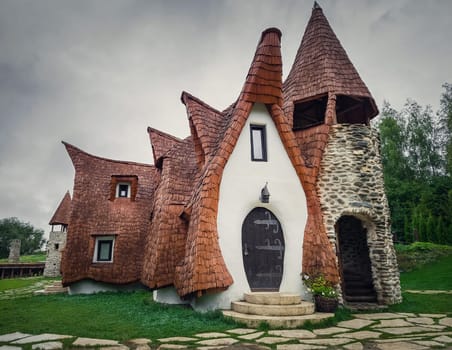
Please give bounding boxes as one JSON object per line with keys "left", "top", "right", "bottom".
{"left": 34, "top": 280, "right": 68, "bottom": 295}
{"left": 222, "top": 292, "right": 334, "bottom": 328}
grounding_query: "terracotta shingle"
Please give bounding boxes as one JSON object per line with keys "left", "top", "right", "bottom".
{"left": 148, "top": 127, "right": 184, "bottom": 167}
{"left": 283, "top": 3, "right": 378, "bottom": 123}
{"left": 61, "top": 142, "right": 159, "bottom": 286}
{"left": 49, "top": 191, "right": 71, "bottom": 225}
{"left": 141, "top": 137, "right": 198, "bottom": 289}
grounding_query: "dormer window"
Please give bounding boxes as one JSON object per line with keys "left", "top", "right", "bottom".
{"left": 250, "top": 125, "right": 267, "bottom": 161}
{"left": 110, "top": 175, "right": 138, "bottom": 201}
{"left": 116, "top": 183, "right": 130, "bottom": 198}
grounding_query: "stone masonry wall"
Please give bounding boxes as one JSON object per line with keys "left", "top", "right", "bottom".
{"left": 44, "top": 230, "right": 67, "bottom": 277}
{"left": 317, "top": 124, "right": 402, "bottom": 304}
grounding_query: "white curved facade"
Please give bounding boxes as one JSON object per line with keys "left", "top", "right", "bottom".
{"left": 191, "top": 103, "right": 308, "bottom": 311}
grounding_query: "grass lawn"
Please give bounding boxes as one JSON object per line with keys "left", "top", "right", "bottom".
{"left": 387, "top": 247, "right": 452, "bottom": 314}
{"left": 388, "top": 292, "right": 452, "bottom": 314}
{"left": 0, "top": 243, "right": 450, "bottom": 341}
{"left": 0, "top": 291, "right": 241, "bottom": 341}
{"left": 0, "top": 253, "right": 46, "bottom": 263}
{"left": 0, "top": 277, "right": 47, "bottom": 292}
{"left": 399, "top": 254, "right": 452, "bottom": 290}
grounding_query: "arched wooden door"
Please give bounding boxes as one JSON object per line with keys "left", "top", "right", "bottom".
{"left": 242, "top": 207, "right": 284, "bottom": 291}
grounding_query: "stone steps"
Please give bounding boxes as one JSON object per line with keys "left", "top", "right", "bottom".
{"left": 34, "top": 280, "right": 68, "bottom": 295}
{"left": 222, "top": 292, "right": 334, "bottom": 328}
{"left": 231, "top": 300, "right": 315, "bottom": 316}
{"left": 222, "top": 309, "right": 334, "bottom": 328}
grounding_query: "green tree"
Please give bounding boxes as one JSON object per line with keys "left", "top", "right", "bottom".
{"left": 438, "top": 83, "right": 452, "bottom": 176}
{"left": 0, "top": 217, "right": 46, "bottom": 258}
{"left": 376, "top": 85, "right": 451, "bottom": 245}
{"left": 436, "top": 216, "right": 446, "bottom": 244}
{"left": 404, "top": 101, "right": 442, "bottom": 178}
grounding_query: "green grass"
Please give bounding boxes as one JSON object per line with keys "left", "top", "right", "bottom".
{"left": 0, "top": 277, "right": 46, "bottom": 292}
{"left": 400, "top": 254, "right": 452, "bottom": 290}
{"left": 0, "top": 291, "right": 240, "bottom": 341}
{"left": 0, "top": 253, "right": 46, "bottom": 263}
{"left": 388, "top": 292, "right": 452, "bottom": 314}
{"left": 0, "top": 242, "right": 450, "bottom": 341}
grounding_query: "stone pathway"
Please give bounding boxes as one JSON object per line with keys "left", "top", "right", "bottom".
{"left": 405, "top": 290, "right": 452, "bottom": 295}
{"left": 0, "top": 278, "right": 56, "bottom": 300}
{"left": 1, "top": 313, "right": 451, "bottom": 350}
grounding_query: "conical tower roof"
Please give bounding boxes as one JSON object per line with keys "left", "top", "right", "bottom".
{"left": 49, "top": 191, "right": 71, "bottom": 225}
{"left": 283, "top": 2, "right": 378, "bottom": 120}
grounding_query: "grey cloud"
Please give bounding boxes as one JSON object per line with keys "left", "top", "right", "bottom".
{"left": 0, "top": 0, "right": 451, "bottom": 236}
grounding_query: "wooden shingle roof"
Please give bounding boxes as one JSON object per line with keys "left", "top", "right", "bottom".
{"left": 283, "top": 3, "right": 378, "bottom": 119}
{"left": 49, "top": 191, "right": 71, "bottom": 225}
{"left": 148, "top": 127, "right": 184, "bottom": 167}
{"left": 61, "top": 142, "right": 159, "bottom": 286}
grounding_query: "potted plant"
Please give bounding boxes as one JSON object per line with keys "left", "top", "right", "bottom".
{"left": 302, "top": 273, "right": 338, "bottom": 312}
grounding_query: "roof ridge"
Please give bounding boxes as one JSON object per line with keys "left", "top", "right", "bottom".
{"left": 147, "top": 127, "right": 185, "bottom": 166}
{"left": 181, "top": 91, "right": 223, "bottom": 115}
{"left": 147, "top": 127, "right": 183, "bottom": 143}
{"left": 62, "top": 141, "right": 154, "bottom": 168}
{"left": 49, "top": 190, "right": 72, "bottom": 225}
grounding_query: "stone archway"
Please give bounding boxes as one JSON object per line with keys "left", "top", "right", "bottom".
{"left": 336, "top": 215, "right": 377, "bottom": 303}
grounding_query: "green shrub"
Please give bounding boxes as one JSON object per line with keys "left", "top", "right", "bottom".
{"left": 395, "top": 242, "right": 452, "bottom": 272}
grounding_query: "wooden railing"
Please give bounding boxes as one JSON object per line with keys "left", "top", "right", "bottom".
{"left": 0, "top": 263, "right": 45, "bottom": 279}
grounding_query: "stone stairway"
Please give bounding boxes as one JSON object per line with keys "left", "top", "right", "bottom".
{"left": 34, "top": 280, "right": 68, "bottom": 295}
{"left": 222, "top": 292, "right": 334, "bottom": 328}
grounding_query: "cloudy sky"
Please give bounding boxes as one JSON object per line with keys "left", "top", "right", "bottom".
{"left": 0, "top": 0, "right": 451, "bottom": 238}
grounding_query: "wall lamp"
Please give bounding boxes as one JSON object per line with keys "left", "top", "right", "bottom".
{"left": 260, "top": 182, "right": 270, "bottom": 203}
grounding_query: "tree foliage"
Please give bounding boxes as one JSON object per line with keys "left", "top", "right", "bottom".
{"left": 0, "top": 217, "right": 46, "bottom": 258}
{"left": 376, "top": 83, "right": 452, "bottom": 245}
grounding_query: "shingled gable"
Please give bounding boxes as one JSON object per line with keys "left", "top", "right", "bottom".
{"left": 283, "top": 2, "right": 378, "bottom": 125}
{"left": 141, "top": 136, "right": 198, "bottom": 289}
{"left": 61, "top": 141, "right": 159, "bottom": 285}
{"left": 181, "top": 92, "right": 225, "bottom": 169}
{"left": 167, "top": 27, "right": 331, "bottom": 298}
{"left": 147, "top": 127, "right": 183, "bottom": 167}
{"left": 49, "top": 191, "right": 71, "bottom": 225}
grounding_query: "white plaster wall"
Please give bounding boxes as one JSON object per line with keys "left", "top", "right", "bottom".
{"left": 193, "top": 103, "right": 308, "bottom": 311}
{"left": 154, "top": 286, "right": 189, "bottom": 305}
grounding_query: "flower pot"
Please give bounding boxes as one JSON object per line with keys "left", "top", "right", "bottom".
{"left": 314, "top": 295, "right": 338, "bottom": 313}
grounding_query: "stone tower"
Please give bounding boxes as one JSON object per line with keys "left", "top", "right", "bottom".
{"left": 44, "top": 191, "right": 71, "bottom": 277}
{"left": 282, "top": 3, "right": 401, "bottom": 305}
{"left": 8, "top": 239, "right": 21, "bottom": 263}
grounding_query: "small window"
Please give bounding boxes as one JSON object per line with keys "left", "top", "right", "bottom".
{"left": 93, "top": 236, "right": 115, "bottom": 263}
{"left": 110, "top": 176, "right": 138, "bottom": 201}
{"left": 250, "top": 125, "right": 267, "bottom": 161}
{"left": 54, "top": 243, "right": 59, "bottom": 250}
{"left": 116, "top": 182, "right": 131, "bottom": 198}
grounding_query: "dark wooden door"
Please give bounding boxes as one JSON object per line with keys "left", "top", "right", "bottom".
{"left": 242, "top": 207, "right": 284, "bottom": 291}
{"left": 337, "top": 215, "right": 377, "bottom": 302}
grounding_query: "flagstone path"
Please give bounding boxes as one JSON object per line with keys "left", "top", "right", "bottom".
{"left": 1, "top": 312, "right": 451, "bottom": 350}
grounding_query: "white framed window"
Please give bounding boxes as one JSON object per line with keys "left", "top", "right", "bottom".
{"left": 116, "top": 182, "right": 131, "bottom": 198}
{"left": 93, "top": 236, "right": 115, "bottom": 263}
{"left": 250, "top": 124, "right": 267, "bottom": 161}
